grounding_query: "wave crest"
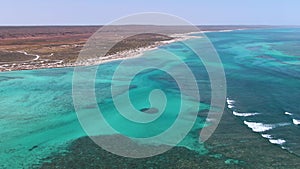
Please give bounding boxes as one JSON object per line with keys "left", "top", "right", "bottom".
{"left": 292, "top": 119, "right": 300, "bottom": 125}
{"left": 233, "top": 111, "right": 259, "bottom": 117}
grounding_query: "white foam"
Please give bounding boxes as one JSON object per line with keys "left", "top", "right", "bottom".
{"left": 226, "top": 98, "right": 235, "bottom": 109}
{"left": 244, "top": 121, "right": 291, "bottom": 133}
{"left": 292, "top": 119, "right": 300, "bottom": 125}
{"left": 202, "top": 29, "right": 234, "bottom": 33}
{"left": 261, "top": 134, "right": 272, "bottom": 139}
{"left": 218, "top": 29, "right": 234, "bottom": 32}
{"left": 261, "top": 134, "right": 287, "bottom": 145}
{"left": 269, "top": 139, "right": 286, "bottom": 145}
{"left": 278, "top": 122, "right": 291, "bottom": 127}
{"left": 226, "top": 98, "right": 235, "bottom": 104}
{"left": 228, "top": 105, "right": 234, "bottom": 109}
{"left": 233, "top": 111, "right": 259, "bottom": 117}
{"left": 243, "top": 121, "right": 274, "bottom": 132}
{"left": 285, "top": 112, "right": 292, "bottom": 115}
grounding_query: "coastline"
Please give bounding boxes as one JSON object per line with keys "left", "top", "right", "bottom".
{"left": 74, "top": 33, "right": 202, "bottom": 67}
{"left": 0, "top": 32, "right": 201, "bottom": 72}
{"left": 0, "top": 28, "right": 243, "bottom": 72}
{"left": 60, "top": 28, "right": 243, "bottom": 67}
{"left": 0, "top": 27, "right": 255, "bottom": 72}
{"left": 0, "top": 25, "right": 275, "bottom": 73}
{"left": 2, "top": 27, "right": 299, "bottom": 168}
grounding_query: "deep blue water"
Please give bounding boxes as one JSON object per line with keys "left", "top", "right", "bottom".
{"left": 205, "top": 28, "right": 300, "bottom": 153}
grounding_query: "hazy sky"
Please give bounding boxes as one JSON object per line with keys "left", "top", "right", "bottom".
{"left": 1, "top": 0, "right": 299, "bottom": 25}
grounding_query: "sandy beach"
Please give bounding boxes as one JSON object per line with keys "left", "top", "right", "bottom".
{"left": 75, "top": 33, "right": 202, "bottom": 67}
{"left": 0, "top": 32, "right": 200, "bottom": 72}
{"left": 0, "top": 26, "right": 262, "bottom": 72}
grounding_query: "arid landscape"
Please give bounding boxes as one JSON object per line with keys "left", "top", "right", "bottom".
{"left": 0, "top": 25, "right": 266, "bottom": 71}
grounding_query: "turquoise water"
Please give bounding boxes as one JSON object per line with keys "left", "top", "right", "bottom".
{"left": 0, "top": 68, "right": 86, "bottom": 168}
{"left": 0, "top": 28, "right": 300, "bottom": 168}
{"left": 205, "top": 28, "right": 300, "bottom": 154}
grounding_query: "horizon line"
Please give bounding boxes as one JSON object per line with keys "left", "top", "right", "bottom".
{"left": 0, "top": 24, "right": 299, "bottom": 27}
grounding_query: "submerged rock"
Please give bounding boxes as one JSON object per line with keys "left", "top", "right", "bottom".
{"left": 140, "top": 107, "right": 159, "bottom": 114}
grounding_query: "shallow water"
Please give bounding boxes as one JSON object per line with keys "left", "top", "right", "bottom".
{"left": 0, "top": 28, "right": 300, "bottom": 168}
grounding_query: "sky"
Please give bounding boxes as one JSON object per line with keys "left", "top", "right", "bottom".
{"left": 1, "top": 0, "right": 299, "bottom": 26}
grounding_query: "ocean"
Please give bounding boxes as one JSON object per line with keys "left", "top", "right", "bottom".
{"left": 0, "top": 28, "right": 299, "bottom": 168}
{"left": 206, "top": 28, "right": 300, "bottom": 153}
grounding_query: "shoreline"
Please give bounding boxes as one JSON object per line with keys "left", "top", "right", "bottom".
{"left": 0, "top": 32, "right": 201, "bottom": 72}
{"left": 0, "top": 28, "right": 243, "bottom": 72}
{"left": 74, "top": 33, "right": 202, "bottom": 67}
